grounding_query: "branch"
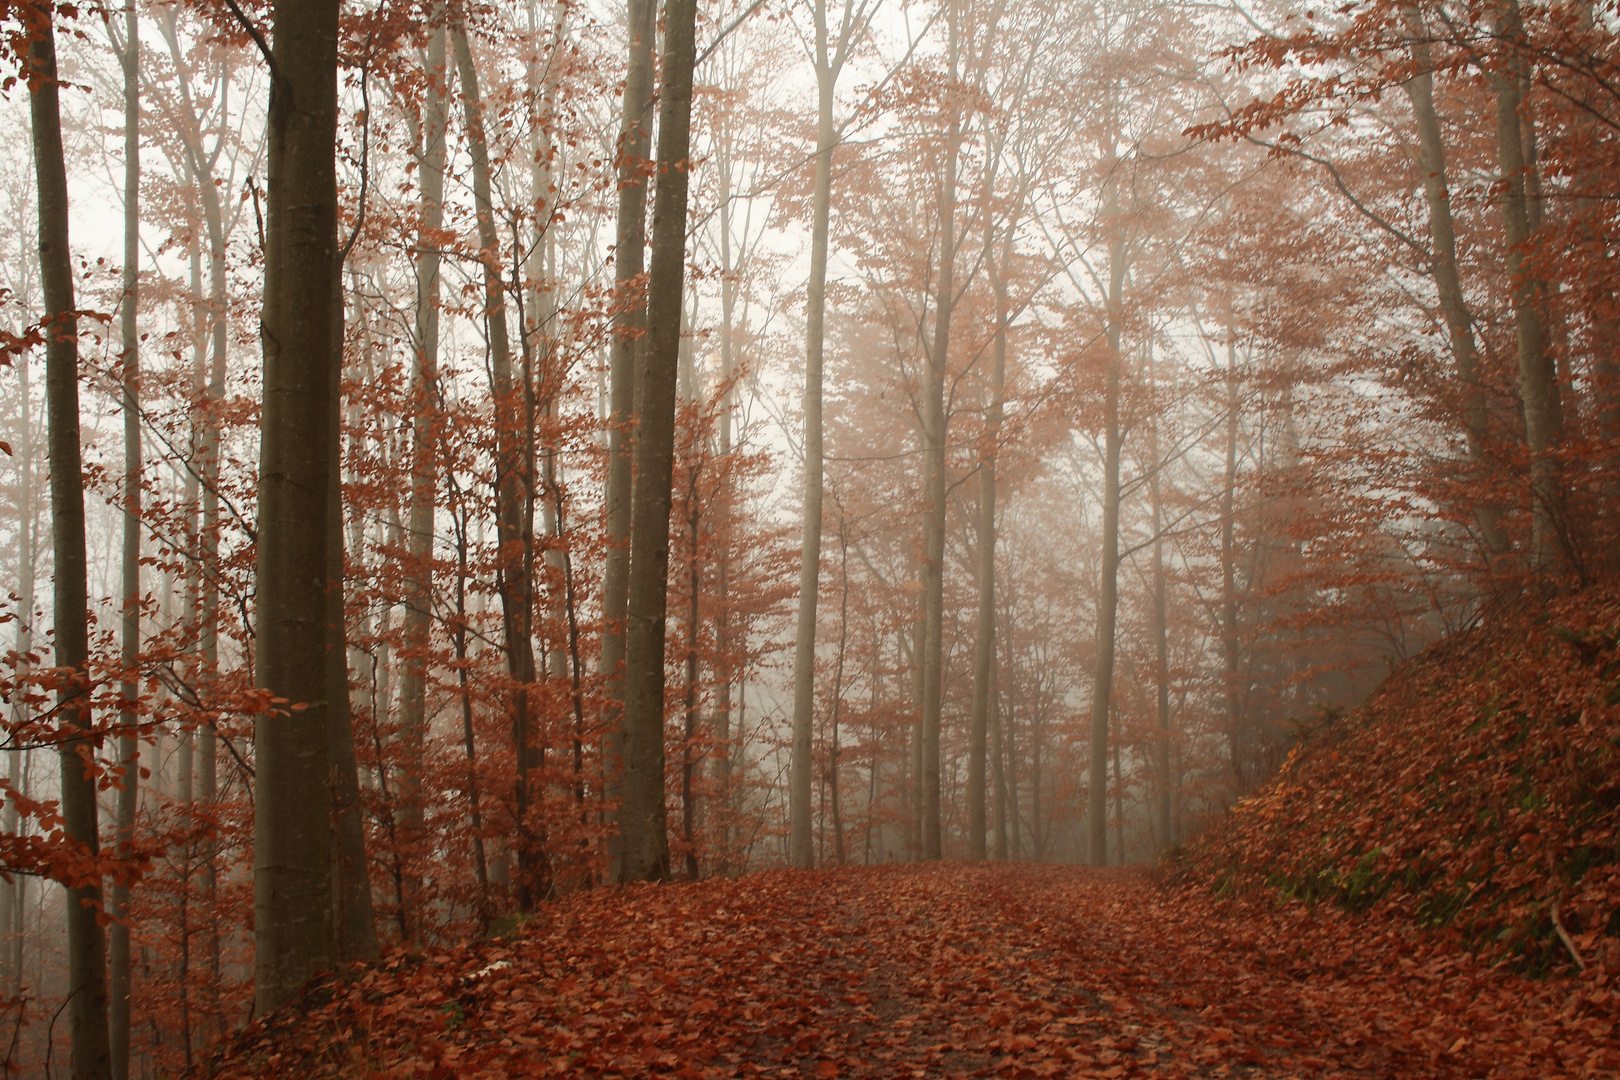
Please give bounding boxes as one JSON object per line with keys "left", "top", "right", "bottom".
{"left": 1244, "top": 133, "right": 1428, "bottom": 258}
{"left": 218, "top": 0, "right": 279, "bottom": 85}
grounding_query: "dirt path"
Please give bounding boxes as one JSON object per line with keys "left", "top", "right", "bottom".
{"left": 213, "top": 864, "right": 1611, "bottom": 1079}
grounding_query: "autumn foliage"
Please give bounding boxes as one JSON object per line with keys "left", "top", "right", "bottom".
{"left": 193, "top": 858, "right": 1614, "bottom": 1079}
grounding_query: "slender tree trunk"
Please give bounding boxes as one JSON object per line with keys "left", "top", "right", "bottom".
{"left": 827, "top": 518, "right": 850, "bottom": 866}
{"left": 600, "top": 0, "right": 659, "bottom": 880}
{"left": 920, "top": 10, "right": 961, "bottom": 861}
{"left": 619, "top": 0, "right": 700, "bottom": 882}
{"left": 2, "top": 351, "right": 34, "bottom": 996}
{"left": 110, "top": 8, "right": 141, "bottom": 1074}
{"left": 680, "top": 480, "right": 702, "bottom": 881}
{"left": 452, "top": 497, "right": 491, "bottom": 915}
{"left": 714, "top": 162, "right": 737, "bottom": 873}
{"left": 990, "top": 659, "right": 1008, "bottom": 860}
{"left": 32, "top": 11, "right": 113, "bottom": 1073}
{"left": 326, "top": 281, "right": 378, "bottom": 959}
{"left": 1002, "top": 610, "right": 1021, "bottom": 859}
{"left": 1218, "top": 335, "right": 1246, "bottom": 795}
{"left": 1086, "top": 232, "right": 1126, "bottom": 868}
{"left": 1401, "top": 7, "right": 1506, "bottom": 555}
{"left": 968, "top": 229, "right": 1010, "bottom": 860}
{"left": 1150, "top": 461, "right": 1172, "bottom": 851}
{"left": 1111, "top": 735, "right": 1124, "bottom": 864}
{"left": 451, "top": 17, "right": 542, "bottom": 904}
{"left": 789, "top": 1, "right": 849, "bottom": 871}
{"left": 1490, "top": 0, "right": 1565, "bottom": 571}
{"left": 396, "top": 13, "right": 449, "bottom": 934}
{"left": 254, "top": 0, "right": 340, "bottom": 1013}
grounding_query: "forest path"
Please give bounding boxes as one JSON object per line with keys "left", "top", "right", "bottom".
{"left": 220, "top": 863, "right": 1586, "bottom": 1079}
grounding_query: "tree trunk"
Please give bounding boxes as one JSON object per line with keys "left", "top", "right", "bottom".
{"left": 2, "top": 338, "right": 35, "bottom": 996}
{"left": 451, "top": 17, "right": 542, "bottom": 904}
{"left": 619, "top": 0, "right": 701, "bottom": 882}
{"left": 967, "top": 227, "right": 1010, "bottom": 861}
{"left": 254, "top": 0, "right": 340, "bottom": 1013}
{"left": 326, "top": 281, "right": 378, "bottom": 960}
{"left": 599, "top": 0, "right": 659, "bottom": 880}
{"left": 1085, "top": 233, "right": 1126, "bottom": 868}
{"left": 110, "top": 6, "right": 140, "bottom": 1074}
{"left": 396, "top": 12, "right": 449, "bottom": 932}
{"left": 1490, "top": 0, "right": 1565, "bottom": 571}
{"left": 1150, "top": 455, "right": 1172, "bottom": 852}
{"left": 990, "top": 659, "right": 1008, "bottom": 861}
{"left": 714, "top": 149, "right": 738, "bottom": 873}
{"left": 828, "top": 518, "right": 850, "bottom": 867}
{"left": 920, "top": 11, "right": 961, "bottom": 861}
{"left": 32, "top": 11, "right": 114, "bottom": 1073}
{"left": 789, "top": 0, "right": 851, "bottom": 871}
{"left": 1220, "top": 339, "right": 1242, "bottom": 792}
{"left": 1400, "top": 6, "right": 1506, "bottom": 555}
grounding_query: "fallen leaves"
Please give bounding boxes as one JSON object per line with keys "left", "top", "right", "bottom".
{"left": 198, "top": 862, "right": 1615, "bottom": 1079}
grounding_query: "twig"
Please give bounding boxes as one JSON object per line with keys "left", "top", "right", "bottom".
{"left": 1551, "top": 903, "right": 1588, "bottom": 973}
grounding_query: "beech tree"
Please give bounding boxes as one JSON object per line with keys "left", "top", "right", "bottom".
{"left": 28, "top": 3, "right": 113, "bottom": 1072}
{"left": 251, "top": 0, "right": 341, "bottom": 1012}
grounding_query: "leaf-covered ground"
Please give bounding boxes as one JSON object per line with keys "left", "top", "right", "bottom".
{"left": 206, "top": 588, "right": 1620, "bottom": 1078}
{"left": 205, "top": 862, "right": 1615, "bottom": 1079}
{"left": 1182, "top": 585, "right": 1620, "bottom": 974}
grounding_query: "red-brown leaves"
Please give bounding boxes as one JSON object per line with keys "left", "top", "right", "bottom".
{"left": 200, "top": 862, "right": 1612, "bottom": 1079}
{"left": 1181, "top": 584, "right": 1620, "bottom": 980}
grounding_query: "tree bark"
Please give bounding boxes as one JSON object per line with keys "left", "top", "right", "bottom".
{"left": 2, "top": 332, "right": 35, "bottom": 996}
{"left": 1086, "top": 231, "right": 1126, "bottom": 869}
{"left": 1490, "top": 0, "right": 1565, "bottom": 571}
{"left": 451, "top": 16, "right": 543, "bottom": 904}
{"left": 1150, "top": 449, "right": 1172, "bottom": 852}
{"left": 789, "top": 0, "right": 856, "bottom": 871}
{"left": 1400, "top": 7, "right": 1506, "bottom": 555}
{"left": 600, "top": 0, "right": 659, "bottom": 880}
{"left": 990, "top": 657, "right": 1008, "bottom": 860}
{"left": 619, "top": 0, "right": 701, "bottom": 882}
{"left": 326, "top": 280, "right": 378, "bottom": 960}
{"left": 254, "top": 0, "right": 340, "bottom": 1013}
{"left": 396, "top": 12, "right": 450, "bottom": 931}
{"left": 31, "top": 10, "right": 114, "bottom": 1073}
{"left": 111, "top": 6, "right": 140, "bottom": 1073}
{"left": 920, "top": 7, "right": 961, "bottom": 862}
{"left": 1220, "top": 338, "right": 1243, "bottom": 792}
{"left": 968, "top": 227, "right": 1011, "bottom": 861}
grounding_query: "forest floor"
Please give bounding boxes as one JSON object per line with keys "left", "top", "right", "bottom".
{"left": 208, "top": 861, "right": 1615, "bottom": 1080}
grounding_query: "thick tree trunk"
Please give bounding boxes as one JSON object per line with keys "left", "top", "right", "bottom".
{"left": 600, "top": 0, "right": 658, "bottom": 880}
{"left": 254, "top": 0, "right": 340, "bottom": 1013}
{"left": 396, "top": 14, "right": 449, "bottom": 930}
{"left": 1401, "top": 7, "right": 1506, "bottom": 555}
{"left": 111, "top": 7, "right": 140, "bottom": 1074}
{"left": 619, "top": 0, "right": 700, "bottom": 882}
{"left": 1086, "top": 234, "right": 1126, "bottom": 868}
{"left": 451, "top": 18, "right": 543, "bottom": 904}
{"left": 31, "top": 12, "right": 114, "bottom": 1074}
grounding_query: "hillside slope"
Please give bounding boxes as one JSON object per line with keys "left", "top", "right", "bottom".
{"left": 1180, "top": 584, "right": 1620, "bottom": 973}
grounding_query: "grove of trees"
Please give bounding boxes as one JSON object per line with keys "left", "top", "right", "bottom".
{"left": 0, "top": 0, "right": 1616, "bottom": 1073}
